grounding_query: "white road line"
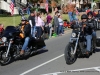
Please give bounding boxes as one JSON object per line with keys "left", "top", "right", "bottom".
{"left": 41, "top": 72, "right": 63, "bottom": 75}
{"left": 41, "top": 66, "right": 100, "bottom": 75}
{"left": 94, "top": 68, "right": 100, "bottom": 72}
{"left": 70, "top": 66, "right": 100, "bottom": 71}
{"left": 20, "top": 54, "right": 64, "bottom": 75}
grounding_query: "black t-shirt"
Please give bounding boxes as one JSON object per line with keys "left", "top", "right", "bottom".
{"left": 28, "top": 15, "right": 35, "bottom": 26}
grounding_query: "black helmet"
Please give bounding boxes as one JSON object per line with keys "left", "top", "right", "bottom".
{"left": 81, "top": 14, "right": 88, "bottom": 19}
{"left": 21, "top": 16, "right": 27, "bottom": 21}
{"left": 87, "top": 11, "right": 93, "bottom": 17}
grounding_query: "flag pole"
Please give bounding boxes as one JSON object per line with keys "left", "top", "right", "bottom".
{"left": 10, "top": 0, "right": 15, "bottom": 26}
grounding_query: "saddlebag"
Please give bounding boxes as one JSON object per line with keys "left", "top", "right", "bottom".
{"left": 30, "top": 37, "right": 46, "bottom": 49}
{"left": 96, "top": 38, "right": 100, "bottom": 47}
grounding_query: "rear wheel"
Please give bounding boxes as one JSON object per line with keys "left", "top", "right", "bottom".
{"left": 64, "top": 43, "right": 77, "bottom": 65}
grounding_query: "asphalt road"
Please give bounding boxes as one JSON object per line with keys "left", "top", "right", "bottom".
{"left": 1, "top": 30, "right": 100, "bottom": 75}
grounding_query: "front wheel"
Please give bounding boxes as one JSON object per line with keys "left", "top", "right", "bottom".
{"left": 64, "top": 43, "right": 77, "bottom": 65}
{"left": 0, "top": 51, "right": 11, "bottom": 66}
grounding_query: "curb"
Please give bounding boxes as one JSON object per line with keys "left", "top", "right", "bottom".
{"left": 44, "top": 29, "right": 72, "bottom": 40}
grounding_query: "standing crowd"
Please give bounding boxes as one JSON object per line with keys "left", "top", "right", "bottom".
{"left": 27, "top": 10, "right": 64, "bottom": 40}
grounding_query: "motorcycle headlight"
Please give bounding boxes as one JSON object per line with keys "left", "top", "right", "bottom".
{"left": 2, "top": 37, "right": 7, "bottom": 42}
{"left": 72, "top": 33, "right": 76, "bottom": 37}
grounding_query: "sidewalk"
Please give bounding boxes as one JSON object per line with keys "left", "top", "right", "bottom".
{"left": 46, "top": 28, "right": 72, "bottom": 40}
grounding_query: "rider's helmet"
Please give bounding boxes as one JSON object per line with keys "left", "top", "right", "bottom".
{"left": 87, "top": 11, "right": 93, "bottom": 18}
{"left": 81, "top": 14, "right": 88, "bottom": 20}
{"left": 21, "top": 16, "right": 28, "bottom": 21}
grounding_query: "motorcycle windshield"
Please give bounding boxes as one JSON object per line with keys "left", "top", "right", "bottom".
{"left": 2, "top": 26, "right": 19, "bottom": 38}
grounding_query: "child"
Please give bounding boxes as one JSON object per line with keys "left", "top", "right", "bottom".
{"left": 0, "top": 24, "right": 4, "bottom": 36}
{"left": 58, "top": 15, "right": 64, "bottom": 35}
{"left": 0, "top": 24, "right": 4, "bottom": 46}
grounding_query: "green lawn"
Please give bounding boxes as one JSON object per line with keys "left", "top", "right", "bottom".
{"left": 0, "top": 15, "right": 29, "bottom": 28}
{"left": 62, "top": 14, "right": 69, "bottom": 21}
{"left": 0, "top": 14, "right": 69, "bottom": 28}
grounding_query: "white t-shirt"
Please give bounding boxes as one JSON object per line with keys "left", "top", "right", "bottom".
{"left": 58, "top": 18, "right": 63, "bottom": 25}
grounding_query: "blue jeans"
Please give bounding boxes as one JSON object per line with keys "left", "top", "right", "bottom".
{"left": 68, "top": 12, "right": 73, "bottom": 22}
{"left": 58, "top": 25, "right": 63, "bottom": 35}
{"left": 86, "top": 35, "right": 92, "bottom": 51}
{"left": 36, "top": 26, "right": 42, "bottom": 38}
{"left": 73, "top": 14, "right": 78, "bottom": 21}
{"left": 22, "top": 37, "right": 30, "bottom": 51}
{"left": 92, "top": 31, "right": 96, "bottom": 39}
{"left": 27, "top": 8, "right": 30, "bottom": 15}
{"left": 31, "top": 26, "right": 36, "bottom": 37}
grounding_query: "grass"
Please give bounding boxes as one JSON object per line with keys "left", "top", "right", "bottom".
{"left": 62, "top": 14, "right": 69, "bottom": 21}
{"left": 0, "top": 15, "right": 29, "bottom": 28}
{"left": 0, "top": 14, "right": 70, "bottom": 28}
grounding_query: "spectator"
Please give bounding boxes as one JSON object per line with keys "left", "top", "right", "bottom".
{"left": 54, "top": 12, "right": 59, "bottom": 35}
{"left": 96, "top": 10, "right": 100, "bottom": 18}
{"left": 72, "top": 9, "right": 79, "bottom": 21}
{"left": 0, "top": 24, "right": 4, "bottom": 36}
{"left": 26, "top": 2, "right": 33, "bottom": 15}
{"left": 66, "top": 4, "right": 75, "bottom": 22}
{"left": 46, "top": 12, "right": 52, "bottom": 38}
{"left": 93, "top": 11, "right": 97, "bottom": 17}
{"left": 26, "top": 7, "right": 31, "bottom": 15}
{"left": 58, "top": 15, "right": 64, "bottom": 36}
{"left": 36, "top": 12, "right": 44, "bottom": 39}
{"left": 18, "top": 6, "right": 24, "bottom": 16}
{"left": 28, "top": 11, "right": 36, "bottom": 38}
{"left": 86, "top": 8, "right": 91, "bottom": 14}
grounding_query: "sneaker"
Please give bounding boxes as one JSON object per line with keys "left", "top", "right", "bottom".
{"left": 42, "top": 46, "right": 47, "bottom": 50}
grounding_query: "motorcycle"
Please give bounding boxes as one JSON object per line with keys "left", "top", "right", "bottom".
{"left": 0, "top": 26, "right": 46, "bottom": 65}
{"left": 64, "top": 23, "right": 95, "bottom": 65}
{"left": 95, "top": 17, "right": 100, "bottom": 30}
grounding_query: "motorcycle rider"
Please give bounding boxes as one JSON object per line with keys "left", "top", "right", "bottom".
{"left": 79, "top": 14, "right": 94, "bottom": 54}
{"left": 87, "top": 11, "right": 97, "bottom": 51}
{"left": 95, "top": 10, "right": 100, "bottom": 29}
{"left": 96, "top": 10, "right": 100, "bottom": 18}
{"left": 19, "top": 16, "right": 31, "bottom": 55}
{"left": 70, "top": 14, "right": 93, "bottom": 54}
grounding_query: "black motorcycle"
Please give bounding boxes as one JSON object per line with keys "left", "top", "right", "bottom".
{"left": 95, "top": 17, "right": 100, "bottom": 30}
{"left": 0, "top": 26, "right": 46, "bottom": 65}
{"left": 64, "top": 23, "right": 94, "bottom": 65}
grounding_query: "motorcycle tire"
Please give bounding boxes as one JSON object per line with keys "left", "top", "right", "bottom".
{"left": 64, "top": 43, "right": 77, "bottom": 65}
{"left": 0, "top": 51, "right": 11, "bottom": 66}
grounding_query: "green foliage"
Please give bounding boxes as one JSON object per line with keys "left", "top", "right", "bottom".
{"left": 94, "top": 0, "right": 100, "bottom": 2}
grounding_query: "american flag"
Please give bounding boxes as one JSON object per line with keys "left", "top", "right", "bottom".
{"left": 10, "top": 0, "right": 14, "bottom": 16}
{"left": 45, "top": 0, "right": 48, "bottom": 13}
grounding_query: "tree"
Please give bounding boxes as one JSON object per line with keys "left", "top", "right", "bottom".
{"left": 94, "top": 0, "right": 100, "bottom": 2}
